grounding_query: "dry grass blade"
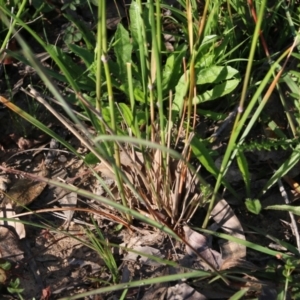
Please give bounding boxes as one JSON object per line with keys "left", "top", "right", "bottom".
{"left": 24, "top": 85, "right": 115, "bottom": 176}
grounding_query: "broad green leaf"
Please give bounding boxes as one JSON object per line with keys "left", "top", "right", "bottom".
{"left": 84, "top": 152, "right": 100, "bottom": 164}
{"left": 162, "top": 53, "right": 175, "bottom": 90}
{"left": 118, "top": 103, "right": 136, "bottom": 135}
{"left": 196, "top": 66, "right": 239, "bottom": 85}
{"left": 129, "top": 1, "right": 141, "bottom": 48}
{"left": 193, "top": 78, "right": 240, "bottom": 103}
{"left": 265, "top": 204, "right": 300, "bottom": 216}
{"left": 245, "top": 198, "right": 262, "bottom": 215}
{"left": 114, "top": 24, "right": 132, "bottom": 78}
{"left": 194, "top": 35, "right": 218, "bottom": 67}
{"left": 136, "top": 111, "right": 147, "bottom": 126}
{"left": 133, "top": 87, "right": 146, "bottom": 102}
{"left": 195, "top": 54, "right": 215, "bottom": 69}
{"left": 129, "top": 0, "right": 149, "bottom": 99}
{"left": 162, "top": 44, "right": 187, "bottom": 94}
{"left": 214, "top": 35, "right": 231, "bottom": 62}
{"left": 201, "top": 34, "right": 218, "bottom": 46}
{"left": 100, "top": 107, "right": 125, "bottom": 128}
{"left": 0, "top": 261, "right": 11, "bottom": 270}
{"left": 172, "top": 72, "right": 189, "bottom": 117}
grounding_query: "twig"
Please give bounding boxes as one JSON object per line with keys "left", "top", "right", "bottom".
{"left": 278, "top": 179, "right": 300, "bottom": 253}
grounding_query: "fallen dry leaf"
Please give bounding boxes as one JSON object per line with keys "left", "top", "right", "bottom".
{"left": 210, "top": 199, "right": 246, "bottom": 261}
{"left": 0, "top": 225, "right": 24, "bottom": 260}
{"left": 1, "top": 167, "right": 49, "bottom": 213}
{"left": 183, "top": 226, "right": 223, "bottom": 270}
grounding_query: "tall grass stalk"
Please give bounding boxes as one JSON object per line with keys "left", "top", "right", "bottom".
{"left": 203, "top": 0, "right": 268, "bottom": 228}
{"left": 149, "top": 0, "right": 165, "bottom": 147}
{"left": 130, "top": 0, "right": 150, "bottom": 140}
{"left": 126, "top": 62, "right": 140, "bottom": 138}
{"left": 95, "top": 0, "right": 104, "bottom": 112}
{"left": 0, "top": 0, "right": 27, "bottom": 51}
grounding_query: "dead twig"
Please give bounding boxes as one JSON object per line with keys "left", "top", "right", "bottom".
{"left": 278, "top": 178, "right": 300, "bottom": 253}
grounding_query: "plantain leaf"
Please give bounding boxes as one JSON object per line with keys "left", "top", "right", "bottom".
{"left": 114, "top": 24, "right": 132, "bottom": 78}
{"left": 172, "top": 72, "right": 189, "bottom": 118}
{"left": 129, "top": 1, "right": 142, "bottom": 49}
{"left": 194, "top": 78, "right": 240, "bottom": 103}
{"left": 118, "top": 103, "right": 136, "bottom": 135}
{"left": 162, "top": 44, "right": 187, "bottom": 94}
{"left": 196, "top": 65, "right": 239, "bottom": 85}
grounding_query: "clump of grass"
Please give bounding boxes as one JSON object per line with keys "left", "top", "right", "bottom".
{"left": 1, "top": 0, "right": 300, "bottom": 298}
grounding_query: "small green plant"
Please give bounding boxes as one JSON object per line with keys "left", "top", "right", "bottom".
{"left": 7, "top": 278, "right": 24, "bottom": 300}
{"left": 85, "top": 219, "right": 119, "bottom": 284}
{"left": 63, "top": 24, "right": 83, "bottom": 44}
{"left": 61, "top": 0, "right": 82, "bottom": 11}
{"left": 245, "top": 198, "right": 262, "bottom": 215}
{"left": 0, "top": 260, "right": 10, "bottom": 289}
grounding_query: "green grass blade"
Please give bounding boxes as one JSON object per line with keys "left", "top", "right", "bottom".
{"left": 198, "top": 228, "right": 291, "bottom": 260}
